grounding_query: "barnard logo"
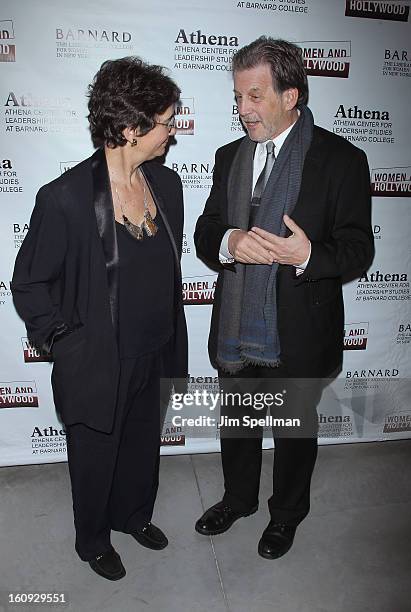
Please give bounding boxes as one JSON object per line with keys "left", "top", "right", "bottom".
{"left": 170, "top": 161, "right": 213, "bottom": 190}
{"left": 397, "top": 322, "right": 411, "bottom": 344}
{"left": 175, "top": 29, "right": 239, "bottom": 46}
{"left": 56, "top": 28, "right": 132, "bottom": 42}
{"left": 344, "top": 322, "right": 369, "bottom": 350}
{"left": 346, "top": 368, "right": 399, "bottom": 378}
{"left": 13, "top": 222, "right": 29, "bottom": 250}
{"left": 359, "top": 271, "right": 408, "bottom": 282}
{"left": 171, "top": 162, "right": 212, "bottom": 174}
{"left": 297, "top": 41, "right": 351, "bottom": 77}
{"left": 382, "top": 48, "right": 411, "bottom": 78}
{"left": 182, "top": 275, "right": 217, "bottom": 305}
{"left": 231, "top": 103, "right": 244, "bottom": 133}
{"left": 383, "top": 411, "right": 411, "bottom": 433}
{"left": 60, "top": 161, "right": 79, "bottom": 174}
{"left": 0, "top": 381, "right": 39, "bottom": 408}
{"left": 335, "top": 105, "right": 389, "bottom": 121}
{"left": 13, "top": 222, "right": 29, "bottom": 249}
{"left": 385, "top": 48, "right": 409, "bottom": 61}
{"left": 0, "top": 20, "right": 15, "bottom": 62}
{"left": 371, "top": 166, "right": 411, "bottom": 196}
{"left": 55, "top": 27, "right": 133, "bottom": 60}
{"left": 21, "top": 338, "right": 52, "bottom": 363}
{"left": 0, "top": 280, "right": 11, "bottom": 305}
{"left": 161, "top": 421, "right": 185, "bottom": 446}
{"left": 345, "top": 0, "right": 410, "bottom": 22}
{"left": 175, "top": 98, "right": 195, "bottom": 135}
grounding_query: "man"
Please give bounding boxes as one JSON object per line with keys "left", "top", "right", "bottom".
{"left": 194, "top": 37, "right": 373, "bottom": 559}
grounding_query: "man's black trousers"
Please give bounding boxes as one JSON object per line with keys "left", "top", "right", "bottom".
{"left": 219, "top": 364, "right": 321, "bottom": 526}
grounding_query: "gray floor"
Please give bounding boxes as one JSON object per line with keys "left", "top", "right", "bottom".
{"left": 0, "top": 440, "right": 410, "bottom": 612}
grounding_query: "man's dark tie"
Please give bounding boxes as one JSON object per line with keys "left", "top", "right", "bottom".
{"left": 249, "top": 141, "right": 276, "bottom": 229}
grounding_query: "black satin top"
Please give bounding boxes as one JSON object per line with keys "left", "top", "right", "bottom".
{"left": 116, "top": 211, "right": 174, "bottom": 358}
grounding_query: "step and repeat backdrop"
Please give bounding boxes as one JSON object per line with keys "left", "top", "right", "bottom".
{"left": 1, "top": 0, "right": 410, "bottom": 465}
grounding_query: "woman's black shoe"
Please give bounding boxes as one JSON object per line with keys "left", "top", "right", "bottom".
{"left": 131, "top": 522, "right": 168, "bottom": 550}
{"left": 88, "top": 548, "right": 126, "bottom": 580}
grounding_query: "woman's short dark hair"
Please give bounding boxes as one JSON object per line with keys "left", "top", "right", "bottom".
{"left": 232, "top": 37, "right": 308, "bottom": 106}
{"left": 87, "top": 56, "right": 181, "bottom": 148}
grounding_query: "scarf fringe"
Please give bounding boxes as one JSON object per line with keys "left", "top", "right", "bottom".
{"left": 216, "top": 355, "right": 281, "bottom": 375}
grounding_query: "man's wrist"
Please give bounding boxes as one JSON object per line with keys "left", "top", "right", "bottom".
{"left": 219, "top": 228, "right": 239, "bottom": 263}
{"left": 294, "top": 241, "right": 311, "bottom": 270}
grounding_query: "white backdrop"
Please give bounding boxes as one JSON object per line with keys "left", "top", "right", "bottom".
{"left": 1, "top": 0, "right": 410, "bottom": 466}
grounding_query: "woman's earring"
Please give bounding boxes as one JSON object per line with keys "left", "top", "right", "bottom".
{"left": 130, "top": 138, "right": 137, "bottom": 147}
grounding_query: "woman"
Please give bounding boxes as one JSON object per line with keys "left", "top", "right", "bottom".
{"left": 11, "top": 57, "right": 188, "bottom": 581}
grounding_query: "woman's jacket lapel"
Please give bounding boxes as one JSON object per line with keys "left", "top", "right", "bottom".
{"left": 91, "top": 147, "right": 119, "bottom": 332}
{"left": 141, "top": 163, "right": 181, "bottom": 273}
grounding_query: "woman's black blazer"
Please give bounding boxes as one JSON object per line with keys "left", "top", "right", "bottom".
{"left": 12, "top": 148, "right": 188, "bottom": 432}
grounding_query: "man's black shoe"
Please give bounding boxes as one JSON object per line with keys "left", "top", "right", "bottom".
{"left": 258, "top": 522, "right": 297, "bottom": 559}
{"left": 88, "top": 548, "right": 126, "bottom": 580}
{"left": 131, "top": 522, "right": 168, "bottom": 550}
{"left": 195, "top": 501, "right": 258, "bottom": 536}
